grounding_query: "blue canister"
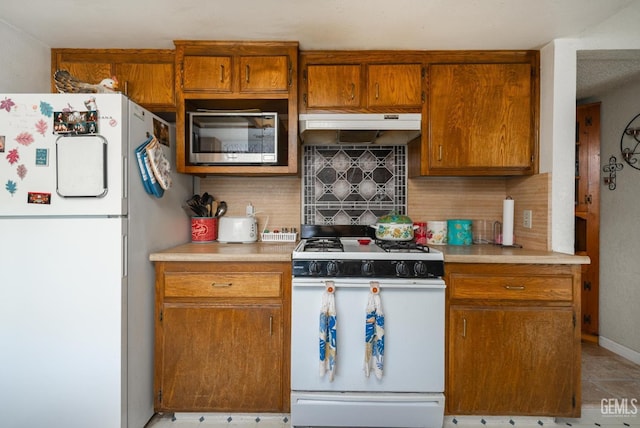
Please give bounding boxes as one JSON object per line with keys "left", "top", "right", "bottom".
{"left": 447, "top": 219, "right": 473, "bottom": 245}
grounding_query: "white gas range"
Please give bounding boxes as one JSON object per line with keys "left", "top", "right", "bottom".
{"left": 290, "top": 225, "right": 446, "bottom": 428}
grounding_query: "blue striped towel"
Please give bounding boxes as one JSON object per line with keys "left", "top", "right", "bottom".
{"left": 364, "top": 282, "right": 384, "bottom": 379}
{"left": 319, "top": 281, "right": 337, "bottom": 381}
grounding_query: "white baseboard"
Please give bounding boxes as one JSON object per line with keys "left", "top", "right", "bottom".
{"left": 599, "top": 336, "right": 640, "bottom": 365}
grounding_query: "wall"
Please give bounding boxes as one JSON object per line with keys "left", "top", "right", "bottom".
{"left": 199, "top": 176, "right": 301, "bottom": 235}
{"left": 544, "top": 0, "right": 640, "bottom": 358}
{"left": 507, "top": 173, "right": 551, "bottom": 251}
{"left": 593, "top": 81, "right": 640, "bottom": 360}
{"left": 0, "top": 20, "right": 50, "bottom": 92}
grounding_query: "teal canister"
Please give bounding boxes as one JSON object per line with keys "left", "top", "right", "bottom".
{"left": 447, "top": 219, "right": 473, "bottom": 245}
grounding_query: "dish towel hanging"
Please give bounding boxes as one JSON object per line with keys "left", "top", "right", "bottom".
{"left": 364, "top": 281, "right": 385, "bottom": 379}
{"left": 319, "top": 281, "right": 337, "bottom": 381}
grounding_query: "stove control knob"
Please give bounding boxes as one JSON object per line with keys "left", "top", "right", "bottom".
{"left": 395, "top": 261, "right": 409, "bottom": 277}
{"left": 309, "top": 261, "right": 321, "bottom": 276}
{"left": 361, "top": 261, "right": 374, "bottom": 276}
{"left": 414, "top": 261, "right": 428, "bottom": 276}
{"left": 327, "top": 261, "right": 339, "bottom": 276}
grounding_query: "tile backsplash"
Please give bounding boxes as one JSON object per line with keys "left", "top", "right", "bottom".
{"left": 302, "top": 145, "right": 406, "bottom": 225}
{"left": 199, "top": 154, "right": 549, "bottom": 250}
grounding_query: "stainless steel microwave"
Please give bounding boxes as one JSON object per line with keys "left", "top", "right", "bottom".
{"left": 189, "top": 112, "right": 278, "bottom": 164}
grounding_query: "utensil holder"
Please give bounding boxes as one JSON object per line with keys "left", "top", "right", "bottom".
{"left": 191, "top": 217, "right": 218, "bottom": 242}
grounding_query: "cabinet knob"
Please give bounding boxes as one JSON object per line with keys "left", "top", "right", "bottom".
{"left": 504, "top": 285, "right": 525, "bottom": 290}
{"left": 246, "top": 65, "right": 250, "bottom": 83}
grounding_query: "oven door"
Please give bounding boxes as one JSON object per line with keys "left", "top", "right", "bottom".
{"left": 290, "top": 277, "right": 445, "bottom": 393}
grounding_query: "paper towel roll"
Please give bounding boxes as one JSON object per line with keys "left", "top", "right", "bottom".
{"left": 502, "top": 197, "right": 514, "bottom": 246}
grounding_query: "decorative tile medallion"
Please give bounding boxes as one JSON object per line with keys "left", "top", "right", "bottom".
{"left": 303, "top": 145, "right": 407, "bottom": 225}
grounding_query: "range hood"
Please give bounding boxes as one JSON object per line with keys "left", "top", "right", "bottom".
{"left": 299, "top": 113, "right": 421, "bottom": 144}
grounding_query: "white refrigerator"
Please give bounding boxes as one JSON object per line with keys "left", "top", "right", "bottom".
{"left": 0, "top": 93, "right": 192, "bottom": 428}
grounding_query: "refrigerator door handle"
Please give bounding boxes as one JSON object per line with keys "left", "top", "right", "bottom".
{"left": 122, "top": 233, "right": 128, "bottom": 278}
{"left": 123, "top": 155, "right": 128, "bottom": 200}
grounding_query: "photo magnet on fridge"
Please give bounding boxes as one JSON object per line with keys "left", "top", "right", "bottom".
{"left": 53, "top": 110, "right": 98, "bottom": 135}
{"left": 27, "top": 192, "right": 51, "bottom": 204}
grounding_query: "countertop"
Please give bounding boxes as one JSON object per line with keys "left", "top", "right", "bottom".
{"left": 150, "top": 242, "right": 590, "bottom": 264}
{"left": 149, "top": 241, "right": 298, "bottom": 262}
{"left": 439, "top": 244, "right": 590, "bottom": 264}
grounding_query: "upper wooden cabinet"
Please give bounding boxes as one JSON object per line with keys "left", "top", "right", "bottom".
{"left": 182, "top": 55, "right": 232, "bottom": 92}
{"left": 409, "top": 51, "right": 539, "bottom": 177}
{"left": 299, "top": 52, "right": 425, "bottom": 113}
{"left": 51, "top": 49, "right": 175, "bottom": 113}
{"left": 367, "top": 64, "right": 423, "bottom": 108}
{"left": 181, "top": 53, "right": 290, "bottom": 94}
{"left": 305, "top": 64, "right": 362, "bottom": 109}
{"left": 174, "top": 41, "right": 299, "bottom": 175}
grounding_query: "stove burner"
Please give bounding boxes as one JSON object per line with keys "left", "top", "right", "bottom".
{"left": 303, "top": 237, "right": 344, "bottom": 252}
{"left": 375, "top": 239, "right": 431, "bottom": 253}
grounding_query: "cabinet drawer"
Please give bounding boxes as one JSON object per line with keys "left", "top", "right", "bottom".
{"left": 449, "top": 274, "right": 573, "bottom": 301}
{"left": 164, "top": 272, "right": 282, "bottom": 298}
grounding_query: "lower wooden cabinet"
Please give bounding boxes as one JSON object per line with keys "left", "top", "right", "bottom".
{"left": 446, "top": 263, "right": 581, "bottom": 417}
{"left": 153, "top": 261, "right": 291, "bottom": 413}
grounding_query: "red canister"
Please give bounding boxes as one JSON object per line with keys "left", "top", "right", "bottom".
{"left": 414, "top": 221, "right": 427, "bottom": 245}
{"left": 191, "top": 217, "right": 218, "bottom": 242}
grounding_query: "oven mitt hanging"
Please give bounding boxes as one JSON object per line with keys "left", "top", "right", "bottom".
{"left": 135, "top": 136, "right": 163, "bottom": 198}
{"left": 319, "top": 282, "right": 337, "bottom": 381}
{"left": 364, "top": 282, "right": 384, "bottom": 380}
{"left": 145, "top": 136, "right": 173, "bottom": 190}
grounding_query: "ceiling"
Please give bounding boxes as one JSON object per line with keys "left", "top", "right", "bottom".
{"left": 1, "top": 0, "right": 639, "bottom": 98}
{"left": 577, "top": 50, "right": 640, "bottom": 99}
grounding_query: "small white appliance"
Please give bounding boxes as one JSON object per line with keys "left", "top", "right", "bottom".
{"left": 217, "top": 216, "right": 258, "bottom": 243}
{"left": 0, "top": 93, "right": 192, "bottom": 428}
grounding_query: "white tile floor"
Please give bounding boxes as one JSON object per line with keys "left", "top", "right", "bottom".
{"left": 147, "top": 342, "right": 640, "bottom": 428}
{"left": 146, "top": 408, "right": 640, "bottom": 428}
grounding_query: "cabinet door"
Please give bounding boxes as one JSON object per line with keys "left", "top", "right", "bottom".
{"left": 306, "top": 64, "right": 362, "bottom": 108}
{"left": 575, "top": 103, "right": 600, "bottom": 214}
{"left": 239, "top": 55, "right": 289, "bottom": 92}
{"left": 182, "top": 55, "right": 232, "bottom": 91}
{"left": 367, "top": 64, "right": 422, "bottom": 108}
{"left": 56, "top": 60, "right": 113, "bottom": 89}
{"left": 157, "top": 305, "right": 283, "bottom": 412}
{"left": 575, "top": 102, "right": 601, "bottom": 335}
{"left": 428, "top": 63, "right": 534, "bottom": 173}
{"left": 116, "top": 62, "right": 174, "bottom": 107}
{"left": 448, "top": 307, "right": 577, "bottom": 416}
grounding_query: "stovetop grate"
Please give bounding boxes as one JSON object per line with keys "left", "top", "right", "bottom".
{"left": 375, "top": 239, "right": 431, "bottom": 253}
{"left": 302, "top": 237, "right": 344, "bottom": 252}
